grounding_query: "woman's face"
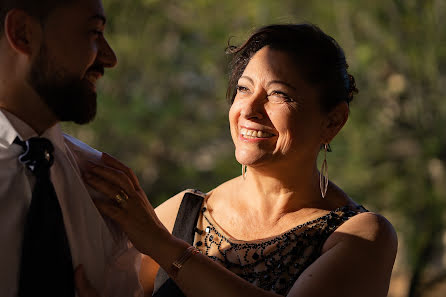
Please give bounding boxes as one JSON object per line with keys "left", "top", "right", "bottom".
{"left": 229, "top": 46, "right": 328, "bottom": 169}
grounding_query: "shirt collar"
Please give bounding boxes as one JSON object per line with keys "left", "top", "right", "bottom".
{"left": 0, "top": 109, "right": 66, "bottom": 153}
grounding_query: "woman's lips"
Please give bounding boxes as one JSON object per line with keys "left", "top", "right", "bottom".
{"left": 240, "top": 127, "right": 275, "bottom": 139}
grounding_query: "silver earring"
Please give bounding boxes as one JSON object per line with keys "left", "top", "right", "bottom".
{"left": 242, "top": 164, "right": 247, "bottom": 180}
{"left": 319, "top": 143, "right": 329, "bottom": 198}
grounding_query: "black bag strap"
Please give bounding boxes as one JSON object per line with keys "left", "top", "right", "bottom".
{"left": 152, "top": 191, "right": 204, "bottom": 296}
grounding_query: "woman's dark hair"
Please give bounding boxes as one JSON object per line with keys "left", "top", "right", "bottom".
{"left": 226, "top": 24, "right": 358, "bottom": 112}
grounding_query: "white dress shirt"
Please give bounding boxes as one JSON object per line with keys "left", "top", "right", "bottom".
{"left": 0, "top": 109, "right": 143, "bottom": 297}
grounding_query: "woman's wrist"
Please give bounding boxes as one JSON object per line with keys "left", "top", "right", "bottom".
{"left": 140, "top": 224, "right": 171, "bottom": 255}
{"left": 170, "top": 246, "right": 201, "bottom": 278}
{"left": 144, "top": 228, "right": 191, "bottom": 269}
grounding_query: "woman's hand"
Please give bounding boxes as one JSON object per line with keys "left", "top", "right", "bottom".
{"left": 83, "top": 153, "right": 170, "bottom": 255}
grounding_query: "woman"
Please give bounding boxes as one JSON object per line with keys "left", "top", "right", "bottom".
{"left": 79, "top": 24, "right": 397, "bottom": 297}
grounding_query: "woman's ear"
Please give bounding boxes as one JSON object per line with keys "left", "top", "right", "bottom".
{"left": 321, "top": 101, "right": 349, "bottom": 143}
{"left": 4, "top": 9, "right": 41, "bottom": 57}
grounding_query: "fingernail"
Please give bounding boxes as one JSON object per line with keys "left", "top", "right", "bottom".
{"left": 102, "top": 153, "right": 113, "bottom": 162}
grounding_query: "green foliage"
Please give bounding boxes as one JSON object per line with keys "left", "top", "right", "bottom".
{"left": 63, "top": 0, "right": 446, "bottom": 295}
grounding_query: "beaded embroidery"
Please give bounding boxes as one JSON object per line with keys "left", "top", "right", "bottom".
{"left": 193, "top": 199, "right": 367, "bottom": 296}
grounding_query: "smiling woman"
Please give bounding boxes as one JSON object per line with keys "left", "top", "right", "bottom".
{"left": 79, "top": 23, "right": 397, "bottom": 297}
{"left": 229, "top": 47, "right": 328, "bottom": 172}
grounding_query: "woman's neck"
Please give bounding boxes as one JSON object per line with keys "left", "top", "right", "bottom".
{"left": 236, "top": 161, "right": 325, "bottom": 221}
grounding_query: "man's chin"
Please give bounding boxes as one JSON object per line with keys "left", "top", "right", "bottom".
{"left": 68, "top": 99, "right": 97, "bottom": 125}
{"left": 51, "top": 93, "right": 97, "bottom": 125}
{"left": 70, "top": 107, "right": 96, "bottom": 124}
{"left": 83, "top": 79, "right": 98, "bottom": 94}
{"left": 65, "top": 82, "right": 98, "bottom": 124}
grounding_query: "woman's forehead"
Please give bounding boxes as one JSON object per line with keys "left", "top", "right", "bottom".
{"left": 242, "top": 47, "right": 306, "bottom": 86}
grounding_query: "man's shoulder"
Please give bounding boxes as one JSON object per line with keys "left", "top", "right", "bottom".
{"left": 63, "top": 133, "right": 103, "bottom": 166}
{"left": 63, "top": 133, "right": 101, "bottom": 156}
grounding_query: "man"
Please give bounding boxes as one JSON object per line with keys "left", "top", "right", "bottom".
{"left": 0, "top": 0, "right": 143, "bottom": 296}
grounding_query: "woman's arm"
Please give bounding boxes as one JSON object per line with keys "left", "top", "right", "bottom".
{"left": 84, "top": 154, "right": 397, "bottom": 297}
{"left": 288, "top": 212, "right": 397, "bottom": 297}
{"left": 137, "top": 190, "right": 189, "bottom": 296}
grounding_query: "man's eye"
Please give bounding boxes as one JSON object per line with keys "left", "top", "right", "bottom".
{"left": 91, "top": 30, "right": 104, "bottom": 36}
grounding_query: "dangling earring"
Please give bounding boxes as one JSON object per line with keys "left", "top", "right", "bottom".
{"left": 242, "top": 164, "right": 247, "bottom": 180}
{"left": 319, "top": 143, "right": 329, "bottom": 198}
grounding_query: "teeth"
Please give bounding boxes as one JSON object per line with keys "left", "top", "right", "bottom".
{"left": 240, "top": 128, "right": 273, "bottom": 138}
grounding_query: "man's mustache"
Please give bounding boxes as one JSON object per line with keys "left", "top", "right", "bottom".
{"left": 86, "top": 65, "right": 104, "bottom": 76}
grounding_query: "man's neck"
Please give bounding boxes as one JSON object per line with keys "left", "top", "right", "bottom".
{"left": 0, "top": 97, "right": 58, "bottom": 135}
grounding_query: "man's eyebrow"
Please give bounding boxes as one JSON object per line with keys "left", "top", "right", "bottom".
{"left": 89, "top": 14, "right": 106, "bottom": 25}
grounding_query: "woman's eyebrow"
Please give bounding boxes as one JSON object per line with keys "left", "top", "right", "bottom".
{"left": 266, "top": 80, "right": 296, "bottom": 90}
{"left": 239, "top": 75, "right": 254, "bottom": 84}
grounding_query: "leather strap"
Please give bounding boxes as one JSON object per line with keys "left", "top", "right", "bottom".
{"left": 152, "top": 191, "right": 204, "bottom": 296}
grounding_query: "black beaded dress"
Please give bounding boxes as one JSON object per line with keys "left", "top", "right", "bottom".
{"left": 153, "top": 190, "right": 368, "bottom": 297}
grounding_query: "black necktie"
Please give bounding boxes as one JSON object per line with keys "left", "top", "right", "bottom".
{"left": 14, "top": 137, "right": 75, "bottom": 297}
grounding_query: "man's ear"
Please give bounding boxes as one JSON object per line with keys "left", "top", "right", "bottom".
{"left": 321, "top": 101, "right": 349, "bottom": 143}
{"left": 4, "top": 9, "right": 41, "bottom": 57}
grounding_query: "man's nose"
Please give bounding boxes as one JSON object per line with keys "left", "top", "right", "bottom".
{"left": 97, "top": 38, "right": 117, "bottom": 68}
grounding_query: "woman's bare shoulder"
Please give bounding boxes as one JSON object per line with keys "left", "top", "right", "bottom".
{"left": 207, "top": 177, "right": 242, "bottom": 200}
{"left": 323, "top": 211, "right": 398, "bottom": 255}
{"left": 154, "top": 189, "right": 204, "bottom": 233}
{"left": 289, "top": 212, "right": 398, "bottom": 297}
{"left": 154, "top": 178, "right": 241, "bottom": 233}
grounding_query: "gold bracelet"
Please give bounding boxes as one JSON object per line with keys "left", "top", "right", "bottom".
{"left": 170, "top": 246, "right": 201, "bottom": 278}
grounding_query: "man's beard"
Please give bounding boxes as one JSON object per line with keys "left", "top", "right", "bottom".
{"left": 27, "top": 44, "right": 98, "bottom": 125}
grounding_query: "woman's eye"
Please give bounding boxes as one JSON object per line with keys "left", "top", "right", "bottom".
{"left": 268, "top": 91, "right": 292, "bottom": 102}
{"left": 236, "top": 85, "right": 249, "bottom": 93}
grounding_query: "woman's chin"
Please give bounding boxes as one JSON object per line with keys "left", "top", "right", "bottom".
{"left": 236, "top": 154, "right": 270, "bottom": 168}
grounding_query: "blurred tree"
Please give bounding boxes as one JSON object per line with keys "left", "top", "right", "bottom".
{"left": 63, "top": 0, "right": 446, "bottom": 296}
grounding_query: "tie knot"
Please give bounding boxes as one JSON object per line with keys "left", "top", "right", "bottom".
{"left": 14, "top": 137, "right": 55, "bottom": 175}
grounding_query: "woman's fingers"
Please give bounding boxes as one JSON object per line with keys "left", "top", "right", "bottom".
{"left": 85, "top": 164, "right": 135, "bottom": 196}
{"left": 102, "top": 153, "right": 141, "bottom": 188}
{"left": 83, "top": 172, "right": 126, "bottom": 204}
{"left": 93, "top": 200, "right": 127, "bottom": 223}
{"left": 74, "top": 265, "right": 101, "bottom": 297}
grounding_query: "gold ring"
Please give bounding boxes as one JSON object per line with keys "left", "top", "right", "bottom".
{"left": 113, "top": 190, "right": 129, "bottom": 205}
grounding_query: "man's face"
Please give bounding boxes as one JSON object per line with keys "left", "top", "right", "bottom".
{"left": 27, "top": 0, "right": 117, "bottom": 124}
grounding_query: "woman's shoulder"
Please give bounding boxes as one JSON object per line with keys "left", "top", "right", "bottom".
{"left": 154, "top": 177, "right": 241, "bottom": 233}
{"left": 341, "top": 211, "right": 397, "bottom": 243}
{"left": 322, "top": 182, "right": 397, "bottom": 255}
{"left": 206, "top": 176, "right": 242, "bottom": 201}
{"left": 154, "top": 189, "right": 208, "bottom": 233}
{"left": 322, "top": 210, "right": 398, "bottom": 256}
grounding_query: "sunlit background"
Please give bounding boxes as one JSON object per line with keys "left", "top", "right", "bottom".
{"left": 63, "top": 1, "right": 446, "bottom": 296}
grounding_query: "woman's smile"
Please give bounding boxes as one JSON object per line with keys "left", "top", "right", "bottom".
{"left": 239, "top": 127, "right": 276, "bottom": 141}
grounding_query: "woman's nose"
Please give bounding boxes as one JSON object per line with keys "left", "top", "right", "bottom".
{"left": 240, "top": 91, "right": 266, "bottom": 120}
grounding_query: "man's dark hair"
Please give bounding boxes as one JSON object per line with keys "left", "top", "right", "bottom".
{"left": 226, "top": 24, "right": 358, "bottom": 113}
{"left": 0, "top": 0, "right": 74, "bottom": 35}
